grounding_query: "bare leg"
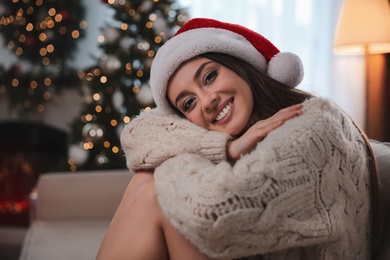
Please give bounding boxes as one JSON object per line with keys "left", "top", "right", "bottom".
{"left": 97, "top": 171, "right": 210, "bottom": 260}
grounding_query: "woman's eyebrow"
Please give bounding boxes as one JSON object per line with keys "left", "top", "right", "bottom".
{"left": 193, "top": 61, "right": 213, "bottom": 81}
{"left": 174, "top": 90, "right": 190, "bottom": 108}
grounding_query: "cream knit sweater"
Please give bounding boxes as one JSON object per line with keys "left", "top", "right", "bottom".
{"left": 121, "top": 97, "right": 372, "bottom": 260}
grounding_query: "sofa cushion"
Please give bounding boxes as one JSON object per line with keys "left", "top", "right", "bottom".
{"left": 19, "top": 220, "right": 110, "bottom": 260}
{"left": 35, "top": 170, "right": 132, "bottom": 220}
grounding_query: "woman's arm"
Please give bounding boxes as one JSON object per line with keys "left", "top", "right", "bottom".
{"left": 153, "top": 98, "right": 371, "bottom": 259}
{"left": 227, "top": 103, "right": 303, "bottom": 160}
{"left": 121, "top": 104, "right": 303, "bottom": 170}
{"left": 120, "top": 108, "right": 231, "bottom": 171}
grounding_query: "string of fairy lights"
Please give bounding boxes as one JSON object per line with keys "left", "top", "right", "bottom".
{"left": 0, "top": 0, "right": 86, "bottom": 112}
{"left": 66, "top": 0, "right": 188, "bottom": 171}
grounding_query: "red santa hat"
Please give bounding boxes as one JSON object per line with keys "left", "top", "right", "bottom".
{"left": 150, "top": 18, "right": 304, "bottom": 113}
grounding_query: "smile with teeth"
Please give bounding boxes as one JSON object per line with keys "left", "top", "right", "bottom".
{"left": 215, "top": 101, "right": 232, "bottom": 122}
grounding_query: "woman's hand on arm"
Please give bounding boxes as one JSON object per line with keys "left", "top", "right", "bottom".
{"left": 227, "top": 103, "right": 303, "bottom": 161}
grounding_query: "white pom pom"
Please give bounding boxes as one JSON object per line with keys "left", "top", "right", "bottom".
{"left": 267, "top": 52, "right": 304, "bottom": 88}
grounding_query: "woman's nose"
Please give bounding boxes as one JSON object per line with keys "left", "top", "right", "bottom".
{"left": 201, "top": 92, "right": 218, "bottom": 113}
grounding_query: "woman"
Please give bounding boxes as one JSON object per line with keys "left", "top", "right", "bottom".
{"left": 97, "top": 18, "right": 381, "bottom": 259}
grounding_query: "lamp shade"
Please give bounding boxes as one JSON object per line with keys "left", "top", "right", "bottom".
{"left": 334, "top": 0, "right": 390, "bottom": 55}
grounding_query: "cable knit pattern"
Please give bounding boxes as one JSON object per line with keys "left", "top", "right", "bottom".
{"left": 120, "top": 107, "right": 231, "bottom": 171}
{"left": 121, "top": 98, "right": 372, "bottom": 259}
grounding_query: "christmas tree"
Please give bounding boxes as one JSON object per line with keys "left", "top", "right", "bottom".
{"left": 67, "top": 0, "right": 188, "bottom": 171}
{"left": 0, "top": 0, "right": 86, "bottom": 113}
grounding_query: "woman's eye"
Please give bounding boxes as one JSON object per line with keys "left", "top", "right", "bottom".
{"left": 183, "top": 97, "right": 196, "bottom": 112}
{"left": 204, "top": 70, "right": 218, "bottom": 86}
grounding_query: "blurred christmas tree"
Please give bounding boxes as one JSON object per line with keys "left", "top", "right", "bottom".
{"left": 0, "top": 0, "right": 86, "bottom": 113}
{"left": 67, "top": 0, "right": 188, "bottom": 171}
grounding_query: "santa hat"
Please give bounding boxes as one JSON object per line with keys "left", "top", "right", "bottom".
{"left": 150, "top": 18, "right": 304, "bottom": 114}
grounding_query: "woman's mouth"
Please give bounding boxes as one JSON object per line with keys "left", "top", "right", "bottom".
{"left": 215, "top": 101, "right": 232, "bottom": 122}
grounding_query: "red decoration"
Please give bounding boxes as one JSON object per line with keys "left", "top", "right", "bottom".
{"left": 24, "top": 36, "right": 36, "bottom": 47}
{"left": 101, "top": 0, "right": 109, "bottom": 3}
{"left": 10, "top": 63, "right": 22, "bottom": 74}
{"left": 59, "top": 9, "right": 69, "bottom": 20}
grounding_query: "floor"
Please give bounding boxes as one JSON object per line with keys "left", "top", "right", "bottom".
{"left": 0, "top": 227, "right": 27, "bottom": 260}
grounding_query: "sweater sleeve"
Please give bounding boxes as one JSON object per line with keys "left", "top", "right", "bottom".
{"left": 153, "top": 98, "right": 371, "bottom": 259}
{"left": 120, "top": 108, "right": 231, "bottom": 171}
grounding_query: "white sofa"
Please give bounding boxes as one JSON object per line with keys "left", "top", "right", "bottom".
{"left": 19, "top": 169, "right": 132, "bottom": 260}
{"left": 17, "top": 141, "right": 390, "bottom": 260}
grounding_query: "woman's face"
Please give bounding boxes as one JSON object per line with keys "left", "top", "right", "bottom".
{"left": 167, "top": 57, "right": 254, "bottom": 136}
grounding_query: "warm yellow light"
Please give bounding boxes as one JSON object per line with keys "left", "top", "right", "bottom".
{"left": 95, "top": 105, "right": 102, "bottom": 113}
{"left": 147, "top": 50, "right": 155, "bottom": 57}
{"left": 146, "top": 21, "right": 153, "bottom": 28}
{"left": 154, "top": 36, "right": 162, "bottom": 43}
{"left": 121, "top": 23, "right": 128, "bottom": 30}
{"left": 100, "top": 76, "right": 107, "bottom": 83}
{"left": 42, "top": 57, "right": 50, "bottom": 65}
{"left": 40, "top": 48, "right": 47, "bottom": 56}
{"left": 334, "top": 0, "right": 390, "bottom": 55}
{"left": 136, "top": 70, "right": 143, "bottom": 77}
{"left": 93, "top": 93, "right": 101, "bottom": 101}
{"left": 72, "top": 30, "right": 80, "bottom": 38}
{"left": 43, "top": 92, "right": 51, "bottom": 100}
{"left": 39, "top": 33, "right": 47, "bottom": 42}
{"left": 110, "top": 119, "right": 117, "bottom": 126}
{"left": 48, "top": 8, "right": 56, "bottom": 16}
{"left": 12, "top": 79, "right": 19, "bottom": 87}
{"left": 97, "top": 35, "right": 105, "bottom": 43}
{"left": 47, "top": 44, "right": 54, "bottom": 53}
{"left": 78, "top": 71, "right": 85, "bottom": 79}
{"left": 85, "top": 114, "right": 93, "bottom": 121}
{"left": 54, "top": 14, "right": 63, "bottom": 22}
{"left": 47, "top": 20, "right": 54, "bottom": 28}
{"left": 26, "top": 7, "right": 34, "bottom": 15}
{"left": 30, "top": 80, "right": 38, "bottom": 89}
{"left": 16, "top": 8, "right": 23, "bottom": 17}
{"left": 26, "top": 23, "right": 33, "bottom": 31}
{"left": 44, "top": 77, "right": 51, "bottom": 86}
{"left": 16, "top": 47, "right": 23, "bottom": 55}
{"left": 123, "top": 116, "right": 131, "bottom": 123}
{"left": 112, "top": 146, "right": 119, "bottom": 153}
{"left": 37, "top": 104, "right": 44, "bottom": 112}
{"left": 19, "top": 34, "right": 26, "bottom": 42}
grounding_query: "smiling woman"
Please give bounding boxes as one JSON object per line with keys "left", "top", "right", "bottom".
{"left": 167, "top": 56, "right": 254, "bottom": 136}
{"left": 98, "top": 18, "right": 381, "bottom": 260}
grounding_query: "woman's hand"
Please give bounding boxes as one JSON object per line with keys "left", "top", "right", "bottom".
{"left": 226, "top": 104, "right": 303, "bottom": 161}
